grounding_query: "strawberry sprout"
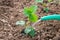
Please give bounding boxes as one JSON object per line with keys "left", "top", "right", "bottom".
{"left": 16, "top": 0, "right": 60, "bottom": 37}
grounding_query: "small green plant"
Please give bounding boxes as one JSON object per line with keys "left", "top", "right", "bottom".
{"left": 23, "top": 5, "right": 38, "bottom": 37}
{"left": 23, "top": 5, "right": 38, "bottom": 22}
{"left": 24, "top": 26, "right": 35, "bottom": 37}
{"left": 43, "top": 7, "right": 49, "bottom": 13}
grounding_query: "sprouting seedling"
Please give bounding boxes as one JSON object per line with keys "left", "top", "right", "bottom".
{"left": 23, "top": 5, "right": 38, "bottom": 22}
{"left": 24, "top": 26, "right": 35, "bottom": 37}
{"left": 23, "top": 5, "right": 38, "bottom": 37}
{"left": 43, "top": 7, "right": 49, "bottom": 13}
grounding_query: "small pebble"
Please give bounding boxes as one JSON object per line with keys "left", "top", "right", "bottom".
{"left": 16, "top": 20, "right": 25, "bottom": 26}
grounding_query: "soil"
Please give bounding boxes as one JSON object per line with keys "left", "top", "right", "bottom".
{"left": 0, "top": 0, "right": 60, "bottom": 40}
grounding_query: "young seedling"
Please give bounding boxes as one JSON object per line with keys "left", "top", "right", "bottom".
{"left": 23, "top": 5, "right": 38, "bottom": 37}
{"left": 43, "top": 7, "right": 49, "bottom": 13}
{"left": 24, "top": 26, "right": 35, "bottom": 37}
{"left": 23, "top": 5, "right": 38, "bottom": 22}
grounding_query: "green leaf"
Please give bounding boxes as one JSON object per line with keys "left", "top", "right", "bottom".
{"left": 44, "top": 8, "right": 49, "bottom": 13}
{"left": 23, "top": 5, "right": 38, "bottom": 16}
{"left": 30, "top": 5, "right": 38, "bottom": 13}
{"left": 28, "top": 29, "right": 35, "bottom": 37}
{"left": 24, "top": 7, "right": 32, "bottom": 16}
{"left": 23, "top": 5, "right": 38, "bottom": 22}
{"left": 28, "top": 13, "right": 38, "bottom": 22}
{"left": 35, "top": 0, "right": 43, "bottom": 3}
{"left": 24, "top": 27, "right": 34, "bottom": 34}
{"left": 24, "top": 27, "right": 35, "bottom": 37}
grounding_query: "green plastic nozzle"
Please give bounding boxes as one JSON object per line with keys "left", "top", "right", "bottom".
{"left": 40, "top": 14, "right": 60, "bottom": 21}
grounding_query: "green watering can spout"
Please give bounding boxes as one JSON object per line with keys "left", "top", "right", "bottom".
{"left": 40, "top": 14, "right": 60, "bottom": 21}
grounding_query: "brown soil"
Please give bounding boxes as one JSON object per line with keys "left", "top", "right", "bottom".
{"left": 0, "top": 0, "right": 60, "bottom": 40}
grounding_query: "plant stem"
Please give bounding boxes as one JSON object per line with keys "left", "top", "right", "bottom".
{"left": 32, "top": 19, "right": 41, "bottom": 27}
